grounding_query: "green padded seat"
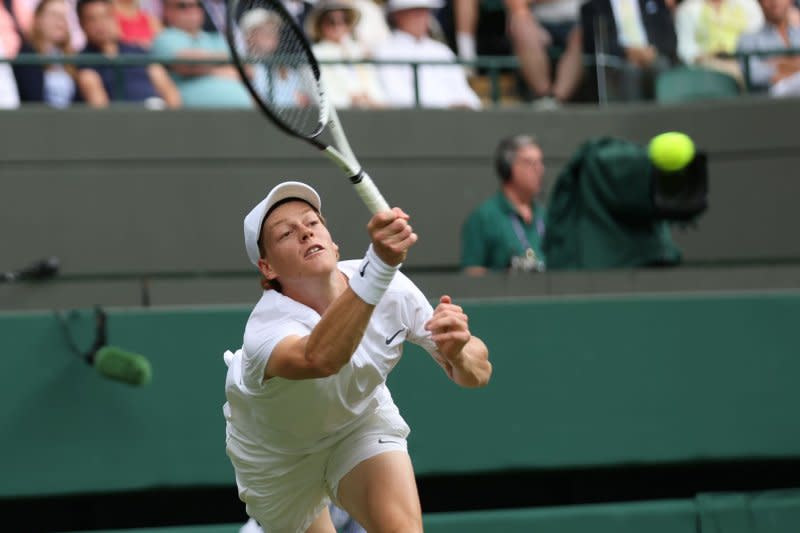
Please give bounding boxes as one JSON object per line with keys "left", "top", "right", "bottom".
{"left": 655, "top": 66, "right": 741, "bottom": 103}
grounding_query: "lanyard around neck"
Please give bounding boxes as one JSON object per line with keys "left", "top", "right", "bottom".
{"left": 509, "top": 214, "right": 533, "bottom": 252}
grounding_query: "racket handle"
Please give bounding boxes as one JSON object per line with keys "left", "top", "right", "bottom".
{"left": 351, "top": 172, "right": 391, "bottom": 214}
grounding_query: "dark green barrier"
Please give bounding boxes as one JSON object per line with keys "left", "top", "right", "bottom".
{"left": 68, "top": 527, "right": 240, "bottom": 533}
{"left": 2, "top": 293, "right": 800, "bottom": 497}
{"left": 64, "top": 489, "right": 800, "bottom": 533}
{"left": 423, "top": 499, "right": 696, "bottom": 533}
{"left": 423, "top": 489, "right": 800, "bottom": 533}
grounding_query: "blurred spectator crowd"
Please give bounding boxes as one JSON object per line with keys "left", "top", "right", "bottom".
{"left": 1, "top": 0, "right": 800, "bottom": 109}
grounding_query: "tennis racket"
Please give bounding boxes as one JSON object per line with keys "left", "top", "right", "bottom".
{"left": 225, "top": 0, "right": 390, "bottom": 215}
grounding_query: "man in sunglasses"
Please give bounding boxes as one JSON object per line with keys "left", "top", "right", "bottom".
{"left": 151, "top": 0, "right": 253, "bottom": 107}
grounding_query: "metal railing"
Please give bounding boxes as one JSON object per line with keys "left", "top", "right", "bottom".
{"left": 725, "top": 48, "right": 800, "bottom": 92}
{"left": 4, "top": 53, "right": 625, "bottom": 106}
{"left": 4, "top": 49, "right": 800, "bottom": 106}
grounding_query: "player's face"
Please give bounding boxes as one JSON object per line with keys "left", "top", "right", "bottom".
{"left": 259, "top": 201, "right": 339, "bottom": 283}
{"left": 510, "top": 144, "right": 545, "bottom": 199}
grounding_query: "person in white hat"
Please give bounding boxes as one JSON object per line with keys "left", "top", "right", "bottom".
{"left": 223, "top": 181, "right": 492, "bottom": 533}
{"left": 372, "top": 0, "right": 482, "bottom": 108}
{"left": 304, "top": 0, "right": 387, "bottom": 108}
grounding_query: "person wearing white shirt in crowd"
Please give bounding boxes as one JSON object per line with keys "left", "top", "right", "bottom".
{"left": 305, "top": 0, "right": 386, "bottom": 108}
{"left": 352, "top": 0, "right": 392, "bottom": 50}
{"left": 374, "top": 0, "right": 482, "bottom": 108}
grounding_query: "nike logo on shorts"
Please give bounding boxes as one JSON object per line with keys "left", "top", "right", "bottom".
{"left": 359, "top": 260, "right": 369, "bottom": 277}
{"left": 385, "top": 328, "right": 405, "bottom": 345}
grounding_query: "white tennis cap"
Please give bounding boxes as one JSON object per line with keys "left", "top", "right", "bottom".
{"left": 386, "top": 0, "right": 444, "bottom": 12}
{"left": 243, "top": 181, "right": 322, "bottom": 267}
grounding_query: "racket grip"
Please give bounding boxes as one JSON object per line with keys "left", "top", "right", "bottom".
{"left": 351, "top": 172, "right": 391, "bottom": 214}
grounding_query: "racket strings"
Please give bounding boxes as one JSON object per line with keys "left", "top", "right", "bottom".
{"left": 233, "top": 0, "right": 324, "bottom": 137}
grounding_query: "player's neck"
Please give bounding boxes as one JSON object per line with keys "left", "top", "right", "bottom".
{"left": 282, "top": 270, "right": 348, "bottom": 315}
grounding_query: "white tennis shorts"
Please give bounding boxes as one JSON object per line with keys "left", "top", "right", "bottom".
{"left": 227, "top": 403, "right": 410, "bottom": 533}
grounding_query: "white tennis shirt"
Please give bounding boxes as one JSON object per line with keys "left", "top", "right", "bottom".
{"left": 224, "top": 260, "right": 443, "bottom": 455}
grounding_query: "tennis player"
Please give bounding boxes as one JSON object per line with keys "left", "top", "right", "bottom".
{"left": 223, "top": 181, "right": 491, "bottom": 533}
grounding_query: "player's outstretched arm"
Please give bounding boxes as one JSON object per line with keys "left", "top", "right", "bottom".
{"left": 425, "top": 295, "right": 492, "bottom": 388}
{"left": 266, "top": 292, "right": 376, "bottom": 379}
{"left": 265, "top": 208, "right": 417, "bottom": 380}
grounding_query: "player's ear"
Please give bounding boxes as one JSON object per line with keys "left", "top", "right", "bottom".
{"left": 258, "top": 257, "right": 278, "bottom": 281}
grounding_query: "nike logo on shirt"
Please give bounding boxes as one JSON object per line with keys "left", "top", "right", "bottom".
{"left": 359, "top": 260, "right": 369, "bottom": 277}
{"left": 385, "top": 328, "right": 406, "bottom": 345}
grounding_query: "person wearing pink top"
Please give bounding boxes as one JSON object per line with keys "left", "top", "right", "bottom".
{"left": 112, "top": 0, "right": 162, "bottom": 48}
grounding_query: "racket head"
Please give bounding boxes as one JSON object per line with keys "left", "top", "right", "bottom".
{"left": 226, "top": 0, "right": 328, "bottom": 141}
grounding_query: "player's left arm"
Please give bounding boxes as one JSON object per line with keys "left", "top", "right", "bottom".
{"left": 425, "top": 295, "right": 492, "bottom": 388}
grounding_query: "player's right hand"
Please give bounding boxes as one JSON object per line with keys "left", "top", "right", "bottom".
{"left": 368, "top": 208, "right": 418, "bottom": 266}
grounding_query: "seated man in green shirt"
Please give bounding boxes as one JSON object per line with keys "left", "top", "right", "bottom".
{"left": 462, "top": 133, "right": 708, "bottom": 274}
{"left": 460, "top": 134, "right": 548, "bottom": 275}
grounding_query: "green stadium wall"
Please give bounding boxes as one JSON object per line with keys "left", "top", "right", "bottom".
{"left": 2, "top": 293, "right": 799, "bottom": 498}
{"left": 3, "top": 100, "right": 800, "bottom": 311}
{"left": 2, "top": 99, "right": 800, "bottom": 278}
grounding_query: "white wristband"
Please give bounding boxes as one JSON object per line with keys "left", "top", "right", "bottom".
{"left": 349, "top": 245, "right": 399, "bottom": 305}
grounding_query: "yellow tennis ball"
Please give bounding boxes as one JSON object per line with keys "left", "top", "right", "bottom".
{"left": 648, "top": 132, "right": 696, "bottom": 172}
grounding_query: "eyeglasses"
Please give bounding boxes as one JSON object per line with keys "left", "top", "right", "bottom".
{"left": 171, "top": 1, "right": 202, "bottom": 9}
